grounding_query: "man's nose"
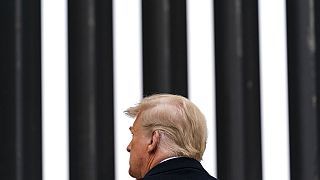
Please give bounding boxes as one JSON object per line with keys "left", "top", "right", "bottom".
{"left": 127, "top": 142, "right": 131, "bottom": 152}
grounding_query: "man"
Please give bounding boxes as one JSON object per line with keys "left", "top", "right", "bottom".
{"left": 125, "top": 94, "right": 217, "bottom": 180}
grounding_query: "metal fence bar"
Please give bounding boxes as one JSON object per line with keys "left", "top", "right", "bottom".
{"left": 287, "top": 0, "right": 320, "bottom": 179}
{"left": 0, "top": 0, "right": 42, "bottom": 179}
{"left": 214, "top": 0, "right": 262, "bottom": 179}
{"left": 142, "top": 0, "right": 188, "bottom": 97}
{"left": 68, "top": 0, "right": 115, "bottom": 179}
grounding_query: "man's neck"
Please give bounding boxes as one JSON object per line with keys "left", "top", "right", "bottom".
{"left": 144, "top": 152, "right": 173, "bottom": 175}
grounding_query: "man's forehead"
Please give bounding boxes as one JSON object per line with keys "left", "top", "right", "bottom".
{"left": 129, "top": 118, "right": 141, "bottom": 131}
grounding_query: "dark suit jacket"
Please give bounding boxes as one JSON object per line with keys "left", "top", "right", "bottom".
{"left": 141, "top": 157, "right": 217, "bottom": 180}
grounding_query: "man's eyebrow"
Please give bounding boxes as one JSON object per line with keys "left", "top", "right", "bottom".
{"left": 129, "top": 126, "right": 133, "bottom": 132}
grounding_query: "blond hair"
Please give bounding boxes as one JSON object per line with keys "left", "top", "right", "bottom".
{"left": 125, "top": 94, "right": 207, "bottom": 161}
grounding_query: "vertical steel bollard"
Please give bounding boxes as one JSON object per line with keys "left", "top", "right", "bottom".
{"left": 287, "top": 0, "right": 320, "bottom": 179}
{"left": 0, "top": 0, "right": 42, "bottom": 179}
{"left": 214, "top": 0, "right": 262, "bottom": 179}
{"left": 68, "top": 0, "right": 115, "bottom": 179}
{"left": 142, "top": 0, "right": 188, "bottom": 97}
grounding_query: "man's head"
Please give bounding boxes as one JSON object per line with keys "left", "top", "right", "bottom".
{"left": 125, "top": 94, "right": 208, "bottom": 179}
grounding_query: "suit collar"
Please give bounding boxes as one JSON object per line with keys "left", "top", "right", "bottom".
{"left": 144, "top": 157, "right": 205, "bottom": 177}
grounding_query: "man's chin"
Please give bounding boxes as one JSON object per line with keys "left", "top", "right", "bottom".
{"left": 129, "top": 169, "right": 142, "bottom": 179}
{"left": 128, "top": 169, "right": 136, "bottom": 178}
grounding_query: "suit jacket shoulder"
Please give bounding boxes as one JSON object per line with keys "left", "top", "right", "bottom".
{"left": 141, "top": 157, "right": 217, "bottom": 180}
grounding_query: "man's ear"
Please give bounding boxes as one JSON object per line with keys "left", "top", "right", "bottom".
{"left": 147, "top": 130, "right": 160, "bottom": 153}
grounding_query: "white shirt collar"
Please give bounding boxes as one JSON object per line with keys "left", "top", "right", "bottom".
{"left": 159, "top": 156, "right": 180, "bottom": 164}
